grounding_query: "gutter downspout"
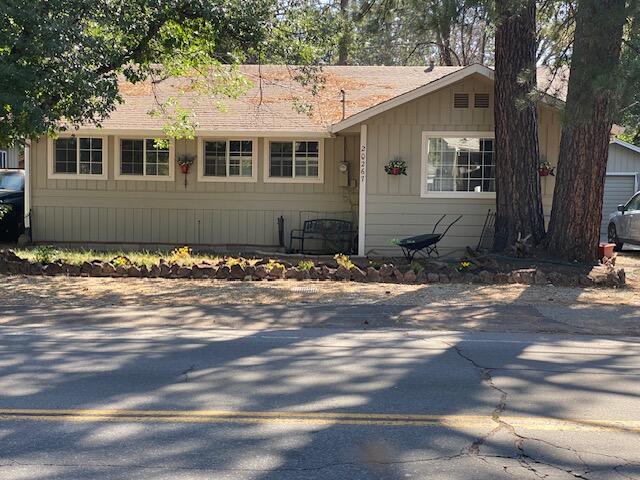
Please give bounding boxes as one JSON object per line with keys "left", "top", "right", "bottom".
{"left": 23, "top": 139, "right": 32, "bottom": 242}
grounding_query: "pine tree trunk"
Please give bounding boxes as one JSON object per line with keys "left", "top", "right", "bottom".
{"left": 337, "top": 0, "right": 350, "bottom": 65}
{"left": 493, "top": 0, "right": 545, "bottom": 252}
{"left": 546, "top": 0, "right": 626, "bottom": 263}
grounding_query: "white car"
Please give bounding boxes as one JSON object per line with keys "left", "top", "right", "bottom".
{"left": 608, "top": 191, "right": 640, "bottom": 251}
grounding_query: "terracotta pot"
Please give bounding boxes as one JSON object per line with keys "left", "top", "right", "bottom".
{"left": 599, "top": 243, "right": 615, "bottom": 259}
{"left": 180, "top": 164, "right": 190, "bottom": 174}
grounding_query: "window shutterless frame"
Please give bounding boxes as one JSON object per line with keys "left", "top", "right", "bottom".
{"left": 47, "top": 135, "right": 109, "bottom": 180}
{"left": 420, "top": 131, "right": 496, "bottom": 199}
{"left": 263, "top": 138, "right": 324, "bottom": 184}
{"left": 114, "top": 136, "right": 175, "bottom": 181}
{"left": 196, "top": 137, "right": 258, "bottom": 183}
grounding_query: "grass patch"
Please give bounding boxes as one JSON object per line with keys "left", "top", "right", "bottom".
{"left": 13, "top": 247, "right": 223, "bottom": 268}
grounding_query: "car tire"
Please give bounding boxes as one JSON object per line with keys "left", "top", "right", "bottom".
{"left": 608, "top": 223, "right": 624, "bottom": 252}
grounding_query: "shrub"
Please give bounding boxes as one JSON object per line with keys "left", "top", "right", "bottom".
{"left": 264, "top": 259, "right": 285, "bottom": 272}
{"left": 0, "top": 204, "right": 12, "bottom": 221}
{"left": 170, "top": 246, "right": 192, "bottom": 264}
{"left": 334, "top": 253, "right": 355, "bottom": 270}
{"left": 34, "top": 245, "right": 56, "bottom": 264}
{"left": 111, "top": 255, "right": 133, "bottom": 268}
{"left": 297, "top": 259, "right": 314, "bottom": 271}
{"left": 410, "top": 260, "right": 424, "bottom": 274}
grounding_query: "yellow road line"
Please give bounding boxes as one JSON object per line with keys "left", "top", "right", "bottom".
{"left": 0, "top": 409, "right": 638, "bottom": 433}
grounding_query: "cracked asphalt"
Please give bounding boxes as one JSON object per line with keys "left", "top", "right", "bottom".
{"left": 1, "top": 311, "right": 640, "bottom": 479}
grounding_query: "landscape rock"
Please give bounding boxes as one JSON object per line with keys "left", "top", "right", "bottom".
{"left": 366, "top": 267, "right": 381, "bottom": 283}
{"left": 42, "top": 262, "right": 64, "bottom": 276}
{"left": 403, "top": 270, "right": 417, "bottom": 283}
{"left": 350, "top": 267, "right": 367, "bottom": 282}
{"left": 427, "top": 273, "right": 440, "bottom": 283}
{"left": 334, "top": 266, "right": 351, "bottom": 280}
{"left": 253, "top": 265, "right": 269, "bottom": 280}
{"left": 438, "top": 273, "right": 450, "bottom": 284}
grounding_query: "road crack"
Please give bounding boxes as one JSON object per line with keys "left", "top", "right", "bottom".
{"left": 449, "top": 343, "right": 599, "bottom": 480}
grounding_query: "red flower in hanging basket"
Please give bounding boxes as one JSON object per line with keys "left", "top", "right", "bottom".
{"left": 384, "top": 159, "right": 407, "bottom": 175}
{"left": 391, "top": 167, "right": 400, "bottom": 175}
{"left": 180, "top": 164, "right": 190, "bottom": 174}
{"left": 538, "top": 161, "right": 555, "bottom": 177}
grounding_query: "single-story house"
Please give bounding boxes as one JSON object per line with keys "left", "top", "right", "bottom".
{"left": 25, "top": 63, "right": 571, "bottom": 256}
{"left": 602, "top": 138, "right": 640, "bottom": 237}
{"left": 0, "top": 144, "right": 21, "bottom": 169}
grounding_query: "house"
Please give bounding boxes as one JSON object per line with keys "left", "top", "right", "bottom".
{"left": 602, "top": 138, "right": 640, "bottom": 237}
{"left": 0, "top": 144, "right": 21, "bottom": 169}
{"left": 25, "top": 63, "right": 569, "bottom": 256}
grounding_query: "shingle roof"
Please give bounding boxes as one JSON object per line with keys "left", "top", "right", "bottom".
{"left": 88, "top": 64, "right": 566, "bottom": 134}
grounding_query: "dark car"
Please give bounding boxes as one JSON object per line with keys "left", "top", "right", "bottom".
{"left": 0, "top": 169, "right": 25, "bottom": 241}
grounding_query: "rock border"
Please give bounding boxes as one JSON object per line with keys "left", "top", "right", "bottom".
{"left": 0, "top": 250, "right": 626, "bottom": 287}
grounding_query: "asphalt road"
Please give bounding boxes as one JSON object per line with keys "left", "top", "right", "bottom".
{"left": 1, "top": 313, "right": 640, "bottom": 479}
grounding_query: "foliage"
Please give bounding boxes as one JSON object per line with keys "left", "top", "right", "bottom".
{"left": 0, "top": 0, "right": 332, "bottom": 145}
{"left": 33, "top": 245, "right": 56, "bottom": 264}
{"left": 111, "top": 255, "right": 133, "bottom": 268}
{"left": 170, "top": 246, "right": 192, "bottom": 264}
{"left": 297, "top": 259, "right": 315, "bottom": 270}
{"left": 410, "top": 260, "right": 424, "bottom": 274}
{"left": 264, "top": 259, "right": 285, "bottom": 272}
{"left": 458, "top": 260, "right": 471, "bottom": 272}
{"left": 334, "top": 253, "right": 355, "bottom": 270}
{"left": 177, "top": 154, "right": 195, "bottom": 167}
{"left": 384, "top": 158, "right": 407, "bottom": 175}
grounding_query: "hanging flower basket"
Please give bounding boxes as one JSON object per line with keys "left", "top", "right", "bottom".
{"left": 177, "top": 154, "right": 195, "bottom": 174}
{"left": 384, "top": 159, "right": 407, "bottom": 176}
{"left": 538, "top": 160, "right": 555, "bottom": 177}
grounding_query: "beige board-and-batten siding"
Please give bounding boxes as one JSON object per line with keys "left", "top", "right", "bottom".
{"left": 29, "top": 135, "right": 359, "bottom": 248}
{"left": 358, "top": 73, "right": 562, "bottom": 256}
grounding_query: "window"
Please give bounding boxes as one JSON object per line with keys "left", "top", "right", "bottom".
{"left": 203, "top": 140, "right": 253, "bottom": 177}
{"left": 453, "top": 93, "right": 469, "bottom": 109}
{"left": 422, "top": 133, "right": 495, "bottom": 197}
{"left": 265, "top": 140, "right": 323, "bottom": 183}
{"left": 48, "top": 136, "right": 107, "bottom": 178}
{"left": 627, "top": 193, "right": 640, "bottom": 211}
{"left": 474, "top": 93, "right": 490, "bottom": 109}
{"left": 116, "top": 138, "right": 172, "bottom": 180}
{"left": 0, "top": 151, "right": 6, "bottom": 168}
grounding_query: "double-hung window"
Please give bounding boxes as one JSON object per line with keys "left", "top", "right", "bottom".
{"left": 422, "top": 133, "right": 495, "bottom": 197}
{"left": 48, "top": 136, "right": 107, "bottom": 179}
{"left": 199, "top": 139, "right": 256, "bottom": 182}
{"left": 116, "top": 138, "right": 173, "bottom": 180}
{"left": 265, "top": 140, "right": 323, "bottom": 183}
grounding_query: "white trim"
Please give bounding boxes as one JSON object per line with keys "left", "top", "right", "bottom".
{"left": 197, "top": 137, "right": 258, "bottom": 183}
{"left": 610, "top": 138, "right": 640, "bottom": 155}
{"left": 263, "top": 138, "right": 325, "bottom": 184}
{"left": 47, "top": 135, "right": 109, "bottom": 180}
{"left": 330, "top": 64, "right": 494, "bottom": 133}
{"left": 420, "top": 131, "right": 496, "bottom": 199}
{"left": 114, "top": 136, "right": 175, "bottom": 182}
{"left": 24, "top": 140, "right": 31, "bottom": 230}
{"left": 358, "top": 125, "right": 367, "bottom": 257}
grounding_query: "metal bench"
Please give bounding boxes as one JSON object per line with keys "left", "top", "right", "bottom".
{"left": 289, "top": 219, "right": 356, "bottom": 254}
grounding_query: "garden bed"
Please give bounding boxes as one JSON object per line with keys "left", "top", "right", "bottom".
{"left": 0, "top": 246, "right": 626, "bottom": 288}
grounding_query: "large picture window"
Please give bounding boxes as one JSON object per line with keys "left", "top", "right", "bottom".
{"left": 265, "top": 140, "right": 323, "bottom": 183}
{"left": 422, "top": 133, "right": 495, "bottom": 197}
{"left": 48, "top": 136, "right": 107, "bottom": 178}
{"left": 116, "top": 138, "right": 172, "bottom": 180}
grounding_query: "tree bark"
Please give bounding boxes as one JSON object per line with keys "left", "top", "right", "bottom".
{"left": 493, "top": 0, "right": 545, "bottom": 252}
{"left": 337, "top": 0, "right": 351, "bottom": 65}
{"left": 546, "top": 0, "right": 626, "bottom": 263}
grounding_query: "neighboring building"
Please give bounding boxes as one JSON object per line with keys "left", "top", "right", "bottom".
{"left": 0, "top": 144, "right": 21, "bottom": 169}
{"left": 601, "top": 139, "right": 640, "bottom": 237}
{"left": 26, "top": 64, "right": 568, "bottom": 255}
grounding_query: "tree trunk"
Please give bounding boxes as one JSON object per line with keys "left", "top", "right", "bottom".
{"left": 493, "top": 0, "right": 545, "bottom": 252}
{"left": 337, "top": 0, "right": 351, "bottom": 65}
{"left": 546, "top": 0, "right": 626, "bottom": 263}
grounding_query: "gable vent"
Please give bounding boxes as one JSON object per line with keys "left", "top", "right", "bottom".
{"left": 474, "top": 93, "right": 490, "bottom": 108}
{"left": 453, "top": 93, "right": 469, "bottom": 109}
